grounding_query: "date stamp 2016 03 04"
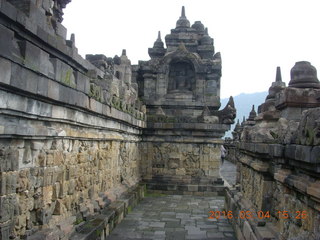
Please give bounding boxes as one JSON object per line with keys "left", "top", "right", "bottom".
{"left": 208, "top": 210, "right": 308, "bottom": 220}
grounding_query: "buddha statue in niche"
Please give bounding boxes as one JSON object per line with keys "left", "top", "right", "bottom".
{"left": 168, "top": 61, "right": 195, "bottom": 93}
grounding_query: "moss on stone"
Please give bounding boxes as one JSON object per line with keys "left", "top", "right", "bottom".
{"left": 306, "top": 127, "right": 315, "bottom": 145}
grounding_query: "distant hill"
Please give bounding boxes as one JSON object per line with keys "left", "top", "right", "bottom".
{"left": 221, "top": 91, "right": 268, "bottom": 138}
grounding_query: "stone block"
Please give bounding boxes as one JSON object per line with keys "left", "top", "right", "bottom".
{"left": 0, "top": 221, "right": 11, "bottom": 240}
{"left": 75, "top": 71, "right": 90, "bottom": 94}
{"left": 36, "top": 208, "right": 53, "bottom": 225}
{"left": 254, "top": 143, "right": 269, "bottom": 154}
{"left": 27, "top": 229, "right": 60, "bottom": 240}
{"left": 284, "top": 145, "right": 296, "bottom": 160}
{"left": 243, "top": 221, "right": 253, "bottom": 240}
{"left": 280, "top": 107, "right": 303, "bottom": 121}
{"left": 77, "top": 92, "right": 90, "bottom": 109}
{"left": 55, "top": 22, "right": 67, "bottom": 39}
{"left": 255, "top": 226, "right": 276, "bottom": 240}
{"left": 52, "top": 182, "right": 60, "bottom": 200}
{"left": 25, "top": 18, "right": 37, "bottom": 35}
{"left": 59, "top": 181, "right": 68, "bottom": 198}
{"left": 7, "top": 0, "right": 31, "bottom": 15}
{"left": 0, "top": 148, "right": 19, "bottom": 172}
{"left": 43, "top": 186, "right": 53, "bottom": 205}
{"left": 53, "top": 199, "right": 67, "bottom": 215}
{"left": 50, "top": 58, "right": 76, "bottom": 88}
{"left": 10, "top": 64, "right": 37, "bottom": 93}
{"left": 37, "top": 26, "right": 49, "bottom": 43}
{"left": 48, "top": 79, "right": 60, "bottom": 100}
{"left": 307, "top": 181, "right": 320, "bottom": 199}
{"left": 0, "top": 24, "right": 21, "bottom": 62}
{"left": 25, "top": 72, "right": 39, "bottom": 94}
{"left": 5, "top": 172, "right": 17, "bottom": 195}
{"left": 311, "top": 146, "right": 320, "bottom": 163}
{"left": 187, "top": 185, "right": 198, "bottom": 192}
{"left": 19, "top": 41, "right": 40, "bottom": 69}
{"left": 59, "top": 84, "right": 70, "bottom": 103}
{"left": 56, "top": 37, "right": 68, "bottom": 55}
{"left": 0, "top": 195, "right": 16, "bottom": 223}
{"left": 28, "top": 2, "right": 47, "bottom": 28}
{"left": 0, "top": 58, "right": 11, "bottom": 85}
{"left": 37, "top": 76, "right": 49, "bottom": 97}
{"left": 274, "top": 169, "right": 291, "bottom": 183}
{"left": 16, "top": 9, "right": 27, "bottom": 27}
{"left": 43, "top": 168, "right": 56, "bottom": 186}
{"left": 295, "top": 145, "right": 312, "bottom": 163}
{"left": 68, "top": 179, "right": 75, "bottom": 195}
{"left": 0, "top": 1, "right": 17, "bottom": 20}
{"left": 269, "top": 144, "right": 284, "bottom": 157}
{"left": 0, "top": 173, "right": 6, "bottom": 196}
{"left": 26, "top": 98, "right": 52, "bottom": 117}
{"left": 47, "top": 33, "right": 57, "bottom": 48}
{"left": 66, "top": 88, "right": 77, "bottom": 106}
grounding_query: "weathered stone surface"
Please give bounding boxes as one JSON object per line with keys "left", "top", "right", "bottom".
{"left": 227, "top": 63, "right": 320, "bottom": 240}
{"left": 307, "top": 181, "right": 320, "bottom": 199}
{"left": 3, "top": 1, "right": 320, "bottom": 239}
{"left": 75, "top": 71, "right": 90, "bottom": 94}
{"left": 289, "top": 61, "right": 320, "bottom": 89}
{"left": 0, "top": 57, "right": 11, "bottom": 85}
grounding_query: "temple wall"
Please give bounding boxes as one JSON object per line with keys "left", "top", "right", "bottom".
{"left": 227, "top": 141, "right": 320, "bottom": 240}
{"left": 141, "top": 142, "right": 220, "bottom": 180}
{"left": 0, "top": 1, "right": 146, "bottom": 238}
{"left": 226, "top": 65, "right": 320, "bottom": 240}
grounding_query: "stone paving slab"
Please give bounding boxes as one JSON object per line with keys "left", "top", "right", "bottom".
{"left": 107, "top": 195, "right": 236, "bottom": 240}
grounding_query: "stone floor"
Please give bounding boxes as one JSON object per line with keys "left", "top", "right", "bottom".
{"left": 220, "top": 160, "right": 237, "bottom": 187}
{"left": 107, "top": 160, "right": 237, "bottom": 240}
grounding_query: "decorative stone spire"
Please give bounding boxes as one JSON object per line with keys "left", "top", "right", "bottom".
{"left": 191, "top": 21, "right": 205, "bottom": 32}
{"left": 266, "top": 66, "right": 286, "bottom": 101}
{"left": 289, "top": 61, "right": 320, "bottom": 89}
{"left": 241, "top": 116, "right": 246, "bottom": 126}
{"left": 70, "top": 33, "right": 75, "bottom": 45}
{"left": 148, "top": 31, "right": 166, "bottom": 58}
{"left": 153, "top": 31, "right": 164, "bottom": 49}
{"left": 248, "top": 105, "right": 257, "bottom": 121}
{"left": 275, "top": 66, "right": 282, "bottom": 82}
{"left": 181, "top": 6, "right": 186, "bottom": 18}
{"left": 176, "top": 6, "right": 190, "bottom": 29}
{"left": 200, "top": 28, "right": 213, "bottom": 45}
{"left": 181, "top": 6, "right": 186, "bottom": 17}
{"left": 120, "top": 49, "right": 130, "bottom": 65}
{"left": 233, "top": 119, "right": 240, "bottom": 132}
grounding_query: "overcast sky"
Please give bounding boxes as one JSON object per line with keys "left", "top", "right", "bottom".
{"left": 63, "top": 0, "right": 320, "bottom": 99}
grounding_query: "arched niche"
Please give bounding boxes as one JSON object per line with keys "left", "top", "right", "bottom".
{"left": 167, "top": 60, "right": 196, "bottom": 93}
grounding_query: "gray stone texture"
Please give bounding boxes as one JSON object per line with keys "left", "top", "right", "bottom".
{"left": 227, "top": 63, "right": 320, "bottom": 240}
{"left": 107, "top": 195, "right": 236, "bottom": 240}
{"left": 0, "top": 57, "right": 11, "bottom": 85}
{"left": 2, "top": 1, "right": 319, "bottom": 240}
{"left": 136, "top": 7, "right": 236, "bottom": 193}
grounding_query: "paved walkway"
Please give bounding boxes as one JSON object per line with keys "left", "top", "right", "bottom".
{"left": 107, "top": 195, "right": 236, "bottom": 239}
{"left": 220, "top": 160, "right": 237, "bottom": 187}
{"left": 107, "top": 160, "right": 237, "bottom": 240}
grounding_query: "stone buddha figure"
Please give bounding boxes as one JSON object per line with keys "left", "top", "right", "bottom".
{"left": 168, "top": 61, "right": 194, "bottom": 93}
{"left": 175, "top": 69, "right": 190, "bottom": 90}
